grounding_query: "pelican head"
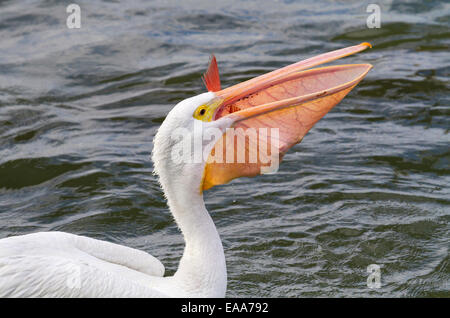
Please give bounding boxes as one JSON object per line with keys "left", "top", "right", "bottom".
{"left": 153, "top": 43, "right": 372, "bottom": 198}
{"left": 152, "top": 91, "right": 219, "bottom": 197}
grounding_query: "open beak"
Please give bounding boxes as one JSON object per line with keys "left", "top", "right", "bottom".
{"left": 202, "top": 42, "right": 373, "bottom": 191}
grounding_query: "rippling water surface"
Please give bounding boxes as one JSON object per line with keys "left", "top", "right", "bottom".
{"left": 0, "top": 0, "right": 449, "bottom": 297}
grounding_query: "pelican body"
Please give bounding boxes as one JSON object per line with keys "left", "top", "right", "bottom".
{"left": 0, "top": 43, "right": 372, "bottom": 297}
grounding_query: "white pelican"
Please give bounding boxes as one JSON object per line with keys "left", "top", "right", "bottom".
{"left": 0, "top": 43, "right": 372, "bottom": 297}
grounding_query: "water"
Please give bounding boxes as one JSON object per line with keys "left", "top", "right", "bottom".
{"left": 0, "top": 0, "right": 448, "bottom": 297}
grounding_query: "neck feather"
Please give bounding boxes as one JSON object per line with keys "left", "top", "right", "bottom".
{"left": 159, "top": 172, "right": 227, "bottom": 297}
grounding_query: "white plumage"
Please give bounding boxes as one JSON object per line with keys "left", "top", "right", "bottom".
{"left": 0, "top": 232, "right": 166, "bottom": 297}
{"left": 0, "top": 92, "right": 228, "bottom": 298}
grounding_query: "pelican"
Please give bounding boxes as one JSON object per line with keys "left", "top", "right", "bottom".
{"left": 0, "top": 43, "right": 372, "bottom": 297}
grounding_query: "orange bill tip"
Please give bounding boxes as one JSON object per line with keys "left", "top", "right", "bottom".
{"left": 360, "top": 42, "right": 373, "bottom": 49}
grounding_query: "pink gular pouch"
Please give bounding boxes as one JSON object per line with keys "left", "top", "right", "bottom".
{"left": 200, "top": 43, "right": 373, "bottom": 191}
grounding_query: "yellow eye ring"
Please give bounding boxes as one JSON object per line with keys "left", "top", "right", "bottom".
{"left": 193, "top": 105, "right": 208, "bottom": 120}
{"left": 192, "top": 98, "right": 223, "bottom": 122}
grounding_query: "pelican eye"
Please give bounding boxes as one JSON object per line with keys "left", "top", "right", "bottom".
{"left": 193, "top": 105, "right": 209, "bottom": 121}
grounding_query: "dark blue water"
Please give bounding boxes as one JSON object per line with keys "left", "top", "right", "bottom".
{"left": 0, "top": 0, "right": 448, "bottom": 297}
